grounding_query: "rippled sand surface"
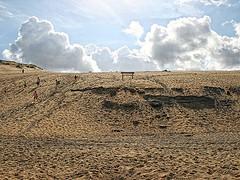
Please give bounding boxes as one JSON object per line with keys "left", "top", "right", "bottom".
{"left": 1, "top": 63, "right": 240, "bottom": 179}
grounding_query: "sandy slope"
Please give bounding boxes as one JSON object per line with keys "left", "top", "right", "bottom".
{"left": 0, "top": 63, "right": 240, "bottom": 179}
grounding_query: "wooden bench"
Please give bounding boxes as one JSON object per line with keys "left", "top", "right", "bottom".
{"left": 121, "top": 72, "right": 134, "bottom": 80}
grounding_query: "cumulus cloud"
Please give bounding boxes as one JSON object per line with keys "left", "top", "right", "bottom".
{"left": 112, "top": 46, "right": 159, "bottom": 71}
{"left": 140, "top": 16, "right": 240, "bottom": 70}
{"left": 90, "top": 46, "right": 115, "bottom": 71}
{"left": 3, "top": 17, "right": 157, "bottom": 72}
{"left": 2, "top": 16, "right": 240, "bottom": 71}
{"left": 85, "top": 45, "right": 159, "bottom": 72}
{"left": 123, "top": 21, "right": 144, "bottom": 39}
{"left": 2, "top": 16, "right": 99, "bottom": 72}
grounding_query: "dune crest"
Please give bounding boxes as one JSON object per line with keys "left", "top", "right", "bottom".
{"left": 0, "top": 65, "right": 240, "bottom": 179}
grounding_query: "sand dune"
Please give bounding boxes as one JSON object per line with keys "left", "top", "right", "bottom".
{"left": 0, "top": 62, "right": 240, "bottom": 179}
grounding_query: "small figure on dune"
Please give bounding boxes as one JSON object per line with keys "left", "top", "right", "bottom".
{"left": 74, "top": 75, "right": 77, "bottom": 81}
{"left": 56, "top": 79, "right": 60, "bottom": 86}
{"left": 36, "top": 77, "right": 40, "bottom": 86}
{"left": 55, "top": 79, "right": 60, "bottom": 89}
{"left": 22, "top": 69, "right": 24, "bottom": 73}
{"left": 33, "top": 90, "right": 38, "bottom": 101}
{"left": 24, "top": 81, "right": 27, "bottom": 88}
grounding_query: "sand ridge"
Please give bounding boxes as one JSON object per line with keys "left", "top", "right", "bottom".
{"left": 0, "top": 63, "right": 240, "bottom": 179}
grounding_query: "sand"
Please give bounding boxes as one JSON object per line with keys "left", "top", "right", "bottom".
{"left": 0, "top": 63, "right": 240, "bottom": 179}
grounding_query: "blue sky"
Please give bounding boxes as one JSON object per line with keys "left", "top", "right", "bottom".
{"left": 0, "top": 0, "right": 240, "bottom": 71}
{"left": 1, "top": 0, "right": 239, "bottom": 50}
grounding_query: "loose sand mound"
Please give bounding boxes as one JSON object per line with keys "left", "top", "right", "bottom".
{"left": 0, "top": 60, "right": 42, "bottom": 74}
{"left": 0, "top": 64, "right": 240, "bottom": 179}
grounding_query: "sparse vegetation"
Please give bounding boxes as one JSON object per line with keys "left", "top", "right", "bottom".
{"left": 0, "top": 64, "right": 240, "bottom": 179}
{"left": 15, "top": 64, "right": 22, "bottom": 68}
{"left": 0, "top": 60, "right": 43, "bottom": 70}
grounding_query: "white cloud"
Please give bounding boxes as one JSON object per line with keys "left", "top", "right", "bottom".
{"left": 85, "top": 45, "right": 159, "bottom": 72}
{"left": 221, "top": 19, "right": 235, "bottom": 26}
{"left": 112, "top": 46, "right": 159, "bottom": 71}
{"left": 0, "top": 4, "right": 13, "bottom": 21}
{"left": 176, "top": 0, "right": 230, "bottom": 6}
{"left": 2, "top": 16, "right": 99, "bottom": 72}
{"left": 140, "top": 16, "right": 240, "bottom": 70}
{"left": 123, "top": 21, "right": 144, "bottom": 39}
{"left": 234, "top": 23, "right": 240, "bottom": 37}
{"left": 221, "top": 20, "right": 240, "bottom": 37}
{"left": 200, "top": 0, "right": 229, "bottom": 6}
{"left": 2, "top": 16, "right": 240, "bottom": 71}
{"left": 91, "top": 46, "right": 115, "bottom": 71}
{"left": 3, "top": 17, "right": 158, "bottom": 72}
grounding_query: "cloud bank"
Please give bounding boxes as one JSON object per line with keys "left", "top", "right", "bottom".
{"left": 2, "top": 16, "right": 240, "bottom": 71}
{"left": 85, "top": 44, "right": 159, "bottom": 72}
{"left": 2, "top": 17, "right": 99, "bottom": 72}
{"left": 140, "top": 16, "right": 240, "bottom": 70}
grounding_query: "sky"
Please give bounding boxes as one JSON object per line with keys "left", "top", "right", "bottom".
{"left": 0, "top": 0, "right": 240, "bottom": 71}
